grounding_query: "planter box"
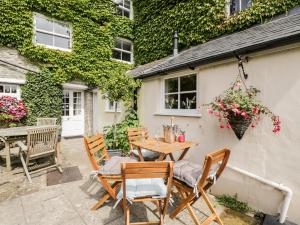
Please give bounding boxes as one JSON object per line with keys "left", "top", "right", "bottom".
{"left": 107, "top": 149, "right": 124, "bottom": 157}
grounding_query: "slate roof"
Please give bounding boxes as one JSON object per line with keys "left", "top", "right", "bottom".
{"left": 131, "top": 9, "right": 300, "bottom": 78}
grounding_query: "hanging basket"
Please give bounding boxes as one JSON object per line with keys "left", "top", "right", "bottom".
{"left": 228, "top": 114, "right": 252, "bottom": 139}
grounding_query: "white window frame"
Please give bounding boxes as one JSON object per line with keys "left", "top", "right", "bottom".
{"left": 0, "top": 83, "right": 21, "bottom": 99}
{"left": 116, "top": 0, "right": 133, "bottom": 19}
{"left": 112, "top": 38, "right": 134, "bottom": 64}
{"left": 105, "top": 99, "right": 121, "bottom": 113}
{"left": 33, "top": 13, "right": 72, "bottom": 52}
{"left": 226, "top": 0, "right": 252, "bottom": 16}
{"left": 160, "top": 73, "right": 198, "bottom": 115}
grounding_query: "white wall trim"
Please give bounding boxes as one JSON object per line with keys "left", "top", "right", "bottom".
{"left": 62, "top": 83, "right": 88, "bottom": 90}
{"left": 0, "top": 78, "right": 26, "bottom": 84}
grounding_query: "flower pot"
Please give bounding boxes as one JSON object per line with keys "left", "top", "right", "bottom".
{"left": 228, "top": 115, "right": 252, "bottom": 139}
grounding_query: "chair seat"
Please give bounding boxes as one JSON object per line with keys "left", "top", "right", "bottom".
{"left": 174, "top": 160, "right": 220, "bottom": 188}
{"left": 131, "top": 148, "right": 160, "bottom": 160}
{"left": 99, "top": 156, "right": 137, "bottom": 175}
{"left": 117, "top": 178, "right": 167, "bottom": 200}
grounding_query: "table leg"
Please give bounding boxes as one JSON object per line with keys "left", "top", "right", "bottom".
{"left": 157, "top": 153, "right": 166, "bottom": 161}
{"left": 2, "top": 139, "right": 11, "bottom": 171}
{"left": 177, "top": 147, "right": 190, "bottom": 161}
{"left": 168, "top": 153, "right": 175, "bottom": 161}
{"left": 137, "top": 146, "right": 145, "bottom": 161}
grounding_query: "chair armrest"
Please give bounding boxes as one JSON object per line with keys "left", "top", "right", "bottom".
{"left": 16, "top": 141, "right": 27, "bottom": 151}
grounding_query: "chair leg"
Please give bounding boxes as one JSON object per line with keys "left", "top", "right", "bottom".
{"left": 91, "top": 181, "right": 121, "bottom": 210}
{"left": 20, "top": 152, "right": 32, "bottom": 183}
{"left": 125, "top": 205, "right": 130, "bottom": 225}
{"left": 169, "top": 189, "right": 195, "bottom": 219}
{"left": 91, "top": 192, "right": 111, "bottom": 211}
{"left": 199, "top": 188, "right": 223, "bottom": 225}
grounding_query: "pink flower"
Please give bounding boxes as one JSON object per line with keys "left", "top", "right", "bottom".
{"left": 226, "top": 123, "right": 231, "bottom": 129}
{"left": 220, "top": 124, "right": 225, "bottom": 128}
{"left": 207, "top": 108, "right": 213, "bottom": 115}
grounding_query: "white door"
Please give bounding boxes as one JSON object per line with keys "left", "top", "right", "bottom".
{"left": 61, "top": 90, "right": 84, "bottom": 137}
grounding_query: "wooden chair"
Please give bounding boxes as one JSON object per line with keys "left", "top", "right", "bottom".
{"left": 36, "top": 117, "right": 57, "bottom": 126}
{"left": 83, "top": 133, "right": 136, "bottom": 210}
{"left": 120, "top": 161, "right": 173, "bottom": 225}
{"left": 127, "top": 127, "right": 160, "bottom": 161}
{"left": 18, "top": 125, "right": 62, "bottom": 183}
{"left": 170, "top": 148, "right": 230, "bottom": 225}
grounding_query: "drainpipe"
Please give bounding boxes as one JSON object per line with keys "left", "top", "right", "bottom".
{"left": 173, "top": 31, "right": 178, "bottom": 56}
{"left": 226, "top": 164, "right": 293, "bottom": 224}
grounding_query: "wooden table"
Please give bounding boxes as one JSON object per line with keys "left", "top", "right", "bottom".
{"left": 0, "top": 126, "right": 42, "bottom": 171}
{"left": 131, "top": 138, "right": 196, "bottom": 161}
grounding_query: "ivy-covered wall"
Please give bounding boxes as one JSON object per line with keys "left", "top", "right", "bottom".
{"left": 0, "top": 0, "right": 139, "bottom": 124}
{"left": 133, "top": 0, "right": 300, "bottom": 65}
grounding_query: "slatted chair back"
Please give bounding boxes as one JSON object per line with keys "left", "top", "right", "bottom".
{"left": 19, "top": 125, "right": 61, "bottom": 183}
{"left": 127, "top": 127, "right": 149, "bottom": 150}
{"left": 36, "top": 118, "right": 57, "bottom": 126}
{"left": 83, "top": 133, "right": 110, "bottom": 171}
{"left": 26, "top": 125, "right": 59, "bottom": 159}
{"left": 121, "top": 161, "right": 173, "bottom": 225}
{"left": 198, "top": 148, "right": 230, "bottom": 190}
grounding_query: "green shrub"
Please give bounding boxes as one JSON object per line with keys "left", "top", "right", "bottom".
{"left": 216, "top": 194, "right": 251, "bottom": 214}
{"left": 21, "top": 69, "right": 63, "bottom": 125}
{"left": 104, "top": 108, "right": 139, "bottom": 153}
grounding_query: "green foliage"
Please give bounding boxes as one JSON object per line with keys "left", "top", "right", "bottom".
{"left": 216, "top": 194, "right": 251, "bottom": 214}
{"left": 21, "top": 69, "right": 63, "bottom": 125}
{"left": 133, "top": 0, "right": 300, "bottom": 65}
{"left": 104, "top": 108, "right": 139, "bottom": 153}
{"left": 0, "top": 0, "right": 140, "bottom": 124}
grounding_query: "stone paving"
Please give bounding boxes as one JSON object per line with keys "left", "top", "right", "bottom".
{"left": 0, "top": 138, "right": 223, "bottom": 225}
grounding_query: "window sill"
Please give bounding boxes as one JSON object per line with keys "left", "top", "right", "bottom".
{"left": 105, "top": 110, "right": 122, "bottom": 113}
{"left": 154, "top": 111, "right": 202, "bottom": 118}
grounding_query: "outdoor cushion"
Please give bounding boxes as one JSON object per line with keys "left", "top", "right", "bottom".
{"left": 173, "top": 160, "right": 219, "bottom": 188}
{"left": 116, "top": 178, "right": 167, "bottom": 201}
{"left": 131, "top": 148, "right": 160, "bottom": 159}
{"left": 99, "top": 156, "right": 137, "bottom": 175}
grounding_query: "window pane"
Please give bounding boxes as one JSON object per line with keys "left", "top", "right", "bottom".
{"left": 165, "top": 94, "right": 178, "bottom": 109}
{"left": 36, "top": 15, "right": 53, "bottom": 32}
{"left": 36, "top": 32, "right": 53, "bottom": 46}
{"left": 4, "top": 85, "right": 10, "bottom": 93}
{"left": 123, "top": 10, "right": 130, "bottom": 18}
{"left": 0, "top": 85, "right": 3, "bottom": 93}
{"left": 62, "top": 92, "right": 69, "bottom": 116}
{"left": 123, "top": 41, "right": 131, "bottom": 51}
{"left": 117, "top": 7, "right": 123, "bottom": 16}
{"left": 109, "top": 101, "right": 115, "bottom": 110}
{"left": 124, "top": 0, "right": 130, "bottom": 9}
{"left": 122, "top": 52, "right": 131, "bottom": 62}
{"left": 112, "top": 49, "right": 121, "bottom": 60}
{"left": 54, "top": 22, "right": 70, "bottom": 36}
{"left": 54, "top": 36, "right": 70, "bottom": 49}
{"left": 230, "top": 0, "right": 240, "bottom": 14}
{"left": 10, "top": 85, "right": 17, "bottom": 93}
{"left": 180, "top": 75, "right": 196, "bottom": 92}
{"left": 241, "top": 0, "right": 251, "bottom": 10}
{"left": 115, "top": 39, "right": 122, "bottom": 49}
{"left": 180, "top": 93, "right": 196, "bottom": 109}
{"left": 165, "top": 78, "right": 178, "bottom": 93}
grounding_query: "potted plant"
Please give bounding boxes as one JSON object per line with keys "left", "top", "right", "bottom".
{"left": 204, "top": 80, "right": 280, "bottom": 139}
{"left": 0, "top": 96, "right": 27, "bottom": 128}
{"left": 101, "top": 67, "right": 141, "bottom": 155}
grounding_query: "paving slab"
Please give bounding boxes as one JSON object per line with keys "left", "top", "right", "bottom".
{"left": 0, "top": 137, "right": 224, "bottom": 225}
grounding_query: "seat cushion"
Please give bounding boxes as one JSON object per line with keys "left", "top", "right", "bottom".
{"left": 99, "top": 156, "right": 137, "bottom": 175}
{"left": 131, "top": 148, "right": 160, "bottom": 159}
{"left": 174, "top": 160, "right": 219, "bottom": 188}
{"left": 117, "top": 178, "right": 167, "bottom": 200}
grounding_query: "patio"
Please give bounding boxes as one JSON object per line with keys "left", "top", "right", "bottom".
{"left": 0, "top": 138, "right": 233, "bottom": 225}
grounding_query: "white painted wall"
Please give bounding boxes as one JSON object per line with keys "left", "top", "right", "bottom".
{"left": 137, "top": 45, "right": 300, "bottom": 224}
{"left": 94, "top": 91, "right": 126, "bottom": 133}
